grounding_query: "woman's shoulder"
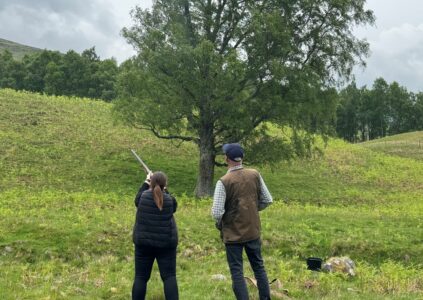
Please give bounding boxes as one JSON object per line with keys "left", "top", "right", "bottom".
{"left": 142, "top": 189, "right": 152, "bottom": 194}
{"left": 162, "top": 192, "right": 173, "bottom": 201}
{"left": 140, "top": 189, "right": 153, "bottom": 199}
{"left": 164, "top": 191, "right": 176, "bottom": 199}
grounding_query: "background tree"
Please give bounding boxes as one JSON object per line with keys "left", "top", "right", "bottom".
{"left": 336, "top": 78, "right": 423, "bottom": 142}
{"left": 1, "top": 48, "right": 118, "bottom": 101}
{"left": 414, "top": 93, "right": 423, "bottom": 131}
{"left": 95, "top": 58, "right": 119, "bottom": 101}
{"left": 60, "top": 50, "right": 89, "bottom": 97}
{"left": 0, "top": 50, "right": 25, "bottom": 89}
{"left": 22, "top": 50, "right": 62, "bottom": 92}
{"left": 386, "top": 81, "right": 414, "bottom": 135}
{"left": 44, "top": 61, "right": 66, "bottom": 95}
{"left": 336, "top": 82, "right": 363, "bottom": 142}
{"left": 115, "top": 0, "right": 374, "bottom": 197}
{"left": 366, "top": 78, "right": 389, "bottom": 139}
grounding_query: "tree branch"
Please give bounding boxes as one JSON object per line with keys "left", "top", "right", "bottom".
{"left": 156, "top": 65, "right": 197, "bottom": 101}
{"left": 184, "top": 0, "right": 197, "bottom": 47}
{"left": 210, "top": 0, "right": 228, "bottom": 41}
{"left": 301, "top": 7, "right": 333, "bottom": 66}
{"left": 219, "top": 4, "right": 246, "bottom": 54}
{"left": 135, "top": 124, "right": 199, "bottom": 143}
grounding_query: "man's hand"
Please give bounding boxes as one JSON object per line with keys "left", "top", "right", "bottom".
{"left": 145, "top": 171, "right": 153, "bottom": 184}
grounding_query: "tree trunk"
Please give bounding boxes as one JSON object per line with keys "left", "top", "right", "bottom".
{"left": 194, "top": 126, "right": 215, "bottom": 198}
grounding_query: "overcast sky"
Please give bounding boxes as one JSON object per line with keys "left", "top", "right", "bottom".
{"left": 1, "top": 0, "right": 422, "bottom": 91}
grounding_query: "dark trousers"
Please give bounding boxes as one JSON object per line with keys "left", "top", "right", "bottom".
{"left": 132, "top": 245, "right": 179, "bottom": 300}
{"left": 225, "top": 239, "right": 271, "bottom": 300}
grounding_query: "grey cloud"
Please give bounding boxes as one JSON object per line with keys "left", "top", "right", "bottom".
{"left": 0, "top": 0, "right": 92, "bottom": 17}
{"left": 355, "top": 23, "right": 423, "bottom": 92}
{"left": 366, "top": 0, "right": 423, "bottom": 29}
{"left": 0, "top": 0, "right": 127, "bottom": 59}
{"left": 352, "top": 0, "right": 423, "bottom": 91}
{"left": 3, "top": 0, "right": 423, "bottom": 89}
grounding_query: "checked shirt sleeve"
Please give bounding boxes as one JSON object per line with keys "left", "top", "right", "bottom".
{"left": 211, "top": 180, "right": 226, "bottom": 222}
{"left": 258, "top": 174, "right": 273, "bottom": 211}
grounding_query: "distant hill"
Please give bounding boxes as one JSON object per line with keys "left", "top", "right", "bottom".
{"left": 0, "top": 38, "right": 43, "bottom": 59}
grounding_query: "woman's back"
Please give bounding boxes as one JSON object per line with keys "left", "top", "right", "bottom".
{"left": 132, "top": 171, "right": 179, "bottom": 300}
{"left": 133, "top": 190, "right": 178, "bottom": 248}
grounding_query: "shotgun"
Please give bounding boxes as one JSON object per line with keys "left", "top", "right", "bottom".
{"left": 130, "top": 149, "right": 152, "bottom": 174}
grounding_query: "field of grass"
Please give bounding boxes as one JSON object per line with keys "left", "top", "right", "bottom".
{"left": 362, "top": 131, "right": 423, "bottom": 161}
{"left": 0, "top": 38, "right": 43, "bottom": 60}
{"left": 0, "top": 89, "right": 422, "bottom": 299}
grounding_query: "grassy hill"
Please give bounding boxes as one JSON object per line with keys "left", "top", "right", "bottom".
{"left": 0, "top": 38, "right": 43, "bottom": 59}
{"left": 362, "top": 131, "right": 423, "bottom": 160}
{"left": 0, "top": 89, "right": 422, "bottom": 299}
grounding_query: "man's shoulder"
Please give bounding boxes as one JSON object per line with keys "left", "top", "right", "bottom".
{"left": 219, "top": 172, "right": 230, "bottom": 182}
{"left": 220, "top": 168, "right": 259, "bottom": 181}
{"left": 244, "top": 168, "right": 259, "bottom": 174}
{"left": 242, "top": 168, "right": 260, "bottom": 179}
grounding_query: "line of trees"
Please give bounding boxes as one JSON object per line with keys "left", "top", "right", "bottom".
{"left": 336, "top": 78, "right": 423, "bottom": 142}
{"left": 0, "top": 47, "right": 118, "bottom": 101}
{"left": 2, "top": 45, "right": 422, "bottom": 149}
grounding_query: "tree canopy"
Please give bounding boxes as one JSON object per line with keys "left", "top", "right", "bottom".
{"left": 0, "top": 48, "right": 118, "bottom": 101}
{"left": 115, "top": 0, "right": 375, "bottom": 197}
{"left": 336, "top": 78, "right": 423, "bottom": 142}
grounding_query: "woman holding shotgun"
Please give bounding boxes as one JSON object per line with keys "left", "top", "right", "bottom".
{"left": 132, "top": 171, "right": 179, "bottom": 300}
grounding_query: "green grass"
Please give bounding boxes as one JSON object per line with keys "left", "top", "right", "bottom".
{"left": 0, "top": 38, "right": 43, "bottom": 60}
{"left": 0, "top": 89, "right": 422, "bottom": 299}
{"left": 361, "top": 131, "right": 423, "bottom": 161}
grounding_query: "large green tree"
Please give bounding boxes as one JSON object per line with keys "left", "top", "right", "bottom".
{"left": 115, "top": 0, "right": 374, "bottom": 197}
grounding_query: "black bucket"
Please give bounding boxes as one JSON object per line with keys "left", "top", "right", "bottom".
{"left": 306, "top": 257, "right": 322, "bottom": 271}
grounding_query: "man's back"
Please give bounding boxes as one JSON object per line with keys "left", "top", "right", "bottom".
{"left": 220, "top": 168, "right": 261, "bottom": 243}
{"left": 212, "top": 143, "right": 272, "bottom": 300}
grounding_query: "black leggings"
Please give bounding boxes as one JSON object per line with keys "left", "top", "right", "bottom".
{"left": 132, "top": 245, "right": 178, "bottom": 300}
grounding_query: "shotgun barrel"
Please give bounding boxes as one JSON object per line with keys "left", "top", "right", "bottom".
{"left": 130, "top": 149, "right": 152, "bottom": 174}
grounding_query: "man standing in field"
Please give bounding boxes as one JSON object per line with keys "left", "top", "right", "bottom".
{"left": 212, "top": 143, "right": 273, "bottom": 300}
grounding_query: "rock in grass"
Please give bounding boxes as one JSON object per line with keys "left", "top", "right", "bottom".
{"left": 322, "top": 256, "right": 356, "bottom": 276}
{"left": 182, "top": 249, "right": 194, "bottom": 257}
{"left": 211, "top": 274, "right": 227, "bottom": 281}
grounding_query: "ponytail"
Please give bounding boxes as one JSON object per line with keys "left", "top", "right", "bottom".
{"left": 150, "top": 171, "right": 167, "bottom": 211}
{"left": 153, "top": 184, "right": 164, "bottom": 211}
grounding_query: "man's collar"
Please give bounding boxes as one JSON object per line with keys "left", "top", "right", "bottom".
{"left": 227, "top": 164, "right": 243, "bottom": 173}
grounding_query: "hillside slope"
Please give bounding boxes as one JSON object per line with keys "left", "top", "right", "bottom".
{"left": 362, "top": 131, "right": 423, "bottom": 160}
{"left": 0, "top": 89, "right": 422, "bottom": 299}
{"left": 0, "top": 89, "right": 422, "bottom": 204}
{"left": 0, "top": 38, "right": 43, "bottom": 59}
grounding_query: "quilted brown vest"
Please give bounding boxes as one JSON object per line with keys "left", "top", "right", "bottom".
{"left": 220, "top": 168, "right": 261, "bottom": 243}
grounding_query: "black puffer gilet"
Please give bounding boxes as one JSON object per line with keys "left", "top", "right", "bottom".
{"left": 133, "top": 190, "right": 178, "bottom": 248}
